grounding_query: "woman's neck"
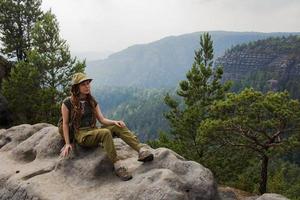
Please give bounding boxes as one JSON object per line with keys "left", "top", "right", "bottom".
{"left": 79, "top": 94, "right": 87, "bottom": 100}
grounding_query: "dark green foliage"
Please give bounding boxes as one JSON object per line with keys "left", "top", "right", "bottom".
{"left": 0, "top": 55, "right": 13, "bottom": 87}
{"left": 268, "top": 160, "right": 300, "bottom": 200}
{"left": 2, "top": 59, "right": 41, "bottom": 123}
{"left": 1, "top": 7, "right": 84, "bottom": 125}
{"left": 200, "top": 88, "right": 300, "bottom": 194}
{"left": 0, "top": 0, "right": 43, "bottom": 61}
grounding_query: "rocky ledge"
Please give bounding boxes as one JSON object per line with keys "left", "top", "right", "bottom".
{"left": 0, "top": 123, "right": 219, "bottom": 200}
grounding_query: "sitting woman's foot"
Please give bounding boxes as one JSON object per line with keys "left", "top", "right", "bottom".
{"left": 114, "top": 161, "right": 132, "bottom": 181}
{"left": 138, "top": 148, "right": 154, "bottom": 162}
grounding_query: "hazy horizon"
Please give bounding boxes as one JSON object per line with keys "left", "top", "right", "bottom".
{"left": 41, "top": 0, "right": 300, "bottom": 54}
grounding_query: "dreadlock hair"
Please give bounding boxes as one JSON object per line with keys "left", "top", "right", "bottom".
{"left": 70, "top": 83, "right": 97, "bottom": 131}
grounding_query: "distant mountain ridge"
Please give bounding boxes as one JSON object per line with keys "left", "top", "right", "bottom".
{"left": 72, "top": 50, "right": 113, "bottom": 62}
{"left": 86, "top": 31, "right": 299, "bottom": 88}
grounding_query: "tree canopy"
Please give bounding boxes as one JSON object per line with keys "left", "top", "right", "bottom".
{"left": 0, "top": 0, "right": 43, "bottom": 61}
{"left": 200, "top": 88, "right": 300, "bottom": 193}
{"left": 1, "top": 3, "right": 84, "bottom": 124}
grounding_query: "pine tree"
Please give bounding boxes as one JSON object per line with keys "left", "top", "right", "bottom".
{"left": 0, "top": 0, "right": 43, "bottom": 61}
{"left": 154, "top": 33, "right": 231, "bottom": 160}
{"left": 29, "top": 11, "right": 85, "bottom": 123}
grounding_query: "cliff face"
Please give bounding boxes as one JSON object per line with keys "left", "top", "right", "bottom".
{"left": 217, "top": 52, "right": 278, "bottom": 81}
{"left": 218, "top": 52, "right": 300, "bottom": 82}
{"left": 215, "top": 35, "right": 300, "bottom": 97}
{"left": 0, "top": 123, "right": 219, "bottom": 200}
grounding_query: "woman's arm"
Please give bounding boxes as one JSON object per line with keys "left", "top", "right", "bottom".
{"left": 60, "top": 103, "right": 73, "bottom": 157}
{"left": 95, "top": 104, "right": 126, "bottom": 127}
{"left": 61, "top": 104, "right": 71, "bottom": 144}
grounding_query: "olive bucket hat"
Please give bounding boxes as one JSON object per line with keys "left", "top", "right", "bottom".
{"left": 71, "top": 72, "right": 93, "bottom": 86}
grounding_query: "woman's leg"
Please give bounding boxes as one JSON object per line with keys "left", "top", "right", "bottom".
{"left": 76, "top": 128, "right": 118, "bottom": 163}
{"left": 76, "top": 128, "right": 133, "bottom": 181}
{"left": 102, "top": 125, "right": 141, "bottom": 152}
{"left": 101, "top": 125, "right": 154, "bottom": 162}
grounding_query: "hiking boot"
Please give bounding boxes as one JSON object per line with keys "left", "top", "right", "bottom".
{"left": 115, "top": 166, "right": 132, "bottom": 181}
{"left": 138, "top": 148, "right": 154, "bottom": 162}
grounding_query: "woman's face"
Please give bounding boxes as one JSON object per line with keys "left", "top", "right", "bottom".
{"left": 79, "top": 80, "right": 91, "bottom": 95}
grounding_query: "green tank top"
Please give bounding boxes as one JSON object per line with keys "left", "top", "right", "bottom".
{"left": 63, "top": 97, "right": 98, "bottom": 128}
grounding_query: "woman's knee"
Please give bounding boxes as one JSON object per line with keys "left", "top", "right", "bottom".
{"left": 112, "top": 125, "right": 129, "bottom": 133}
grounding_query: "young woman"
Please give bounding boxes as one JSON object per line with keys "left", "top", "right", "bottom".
{"left": 60, "top": 73, "right": 153, "bottom": 181}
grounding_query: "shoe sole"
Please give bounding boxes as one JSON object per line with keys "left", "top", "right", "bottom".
{"left": 120, "top": 175, "right": 132, "bottom": 181}
{"left": 115, "top": 173, "right": 132, "bottom": 181}
{"left": 138, "top": 153, "right": 154, "bottom": 162}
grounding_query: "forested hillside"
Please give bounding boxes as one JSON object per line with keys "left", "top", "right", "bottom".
{"left": 93, "top": 86, "right": 171, "bottom": 141}
{"left": 216, "top": 35, "right": 300, "bottom": 98}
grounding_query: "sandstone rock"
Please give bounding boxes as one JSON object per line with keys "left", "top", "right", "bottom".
{"left": 218, "top": 190, "right": 237, "bottom": 200}
{"left": 255, "top": 193, "right": 289, "bottom": 200}
{"left": 0, "top": 124, "right": 220, "bottom": 200}
{"left": 218, "top": 186, "right": 257, "bottom": 200}
{"left": 245, "top": 197, "right": 260, "bottom": 200}
{"left": 0, "top": 123, "right": 52, "bottom": 151}
{"left": 216, "top": 190, "right": 289, "bottom": 200}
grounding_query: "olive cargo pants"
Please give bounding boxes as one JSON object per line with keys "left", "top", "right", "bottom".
{"left": 75, "top": 125, "right": 141, "bottom": 163}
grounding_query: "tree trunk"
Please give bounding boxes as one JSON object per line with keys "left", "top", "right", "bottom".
{"left": 259, "top": 154, "right": 269, "bottom": 194}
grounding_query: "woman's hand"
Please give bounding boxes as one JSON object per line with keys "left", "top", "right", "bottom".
{"left": 60, "top": 143, "right": 73, "bottom": 157}
{"left": 114, "top": 120, "right": 126, "bottom": 128}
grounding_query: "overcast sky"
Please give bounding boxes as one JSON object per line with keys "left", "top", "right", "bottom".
{"left": 41, "top": 0, "right": 300, "bottom": 53}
